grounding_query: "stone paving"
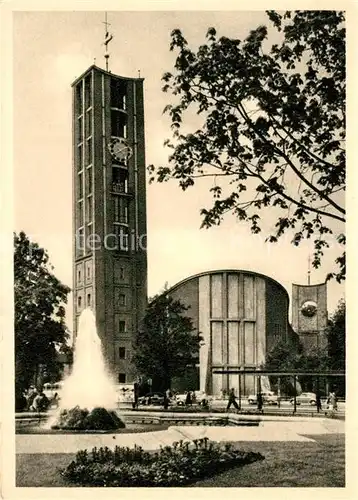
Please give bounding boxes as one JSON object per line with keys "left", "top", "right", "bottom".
{"left": 16, "top": 416, "right": 344, "bottom": 455}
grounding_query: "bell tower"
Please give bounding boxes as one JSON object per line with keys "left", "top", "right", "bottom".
{"left": 291, "top": 282, "right": 328, "bottom": 352}
{"left": 71, "top": 64, "right": 147, "bottom": 384}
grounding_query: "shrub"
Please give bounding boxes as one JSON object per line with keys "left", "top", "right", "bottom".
{"left": 52, "top": 406, "right": 125, "bottom": 430}
{"left": 83, "top": 407, "right": 125, "bottom": 430}
{"left": 61, "top": 438, "right": 264, "bottom": 486}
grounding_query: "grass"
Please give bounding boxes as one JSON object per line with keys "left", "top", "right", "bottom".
{"left": 16, "top": 433, "right": 345, "bottom": 488}
{"left": 192, "top": 434, "right": 345, "bottom": 487}
{"left": 17, "top": 454, "right": 76, "bottom": 487}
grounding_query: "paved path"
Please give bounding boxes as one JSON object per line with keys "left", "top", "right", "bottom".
{"left": 16, "top": 417, "right": 344, "bottom": 455}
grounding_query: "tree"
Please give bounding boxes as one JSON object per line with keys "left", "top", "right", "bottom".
{"left": 14, "top": 231, "right": 71, "bottom": 405}
{"left": 264, "top": 336, "right": 330, "bottom": 394}
{"left": 326, "top": 299, "right": 345, "bottom": 370}
{"left": 149, "top": 11, "right": 345, "bottom": 282}
{"left": 326, "top": 299, "right": 345, "bottom": 395}
{"left": 264, "top": 337, "right": 303, "bottom": 373}
{"left": 132, "top": 293, "right": 202, "bottom": 391}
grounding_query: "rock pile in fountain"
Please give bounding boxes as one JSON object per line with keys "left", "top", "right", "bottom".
{"left": 52, "top": 406, "right": 125, "bottom": 430}
{"left": 49, "top": 308, "right": 125, "bottom": 431}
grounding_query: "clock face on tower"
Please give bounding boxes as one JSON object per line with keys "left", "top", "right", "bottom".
{"left": 301, "top": 300, "right": 318, "bottom": 318}
{"left": 108, "top": 137, "right": 133, "bottom": 162}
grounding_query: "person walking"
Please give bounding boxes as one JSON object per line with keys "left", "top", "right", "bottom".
{"left": 132, "top": 382, "right": 139, "bottom": 410}
{"left": 331, "top": 391, "right": 338, "bottom": 411}
{"left": 326, "top": 391, "right": 337, "bottom": 413}
{"left": 26, "top": 386, "right": 37, "bottom": 411}
{"left": 315, "top": 390, "right": 322, "bottom": 413}
{"left": 257, "top": 392, "right": 263, "bottom": 412}
{"left": 163, "top": 388, "right": 171, "bottom": 410}
{"left": 31, "top": 390, "right": 49, "bottom": 412}
{"left": 185, "top": 390, "right": 192, "bottom": 406}
{"left": 226, "top": 388, "right": 239, "bottom": 412}
{"left": 51, "top": 392, "right": 60, "bottom": 409}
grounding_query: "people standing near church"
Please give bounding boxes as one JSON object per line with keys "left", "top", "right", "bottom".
{"left": 226, "top": 387, "right": 239, "bottom": 412}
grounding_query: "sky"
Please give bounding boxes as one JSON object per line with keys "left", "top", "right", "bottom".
{"left": 11, "top": 9, "right": 345, "bottom": 331}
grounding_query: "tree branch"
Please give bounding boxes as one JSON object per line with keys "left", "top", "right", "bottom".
{"left": 241, "top": 159, "right": 345, "bottom": 223}
{"left": 187, "top": 83, "right": 345, "bottom": 216}
{"left": 237, "top": 102, "right": 346, "bottom": 217}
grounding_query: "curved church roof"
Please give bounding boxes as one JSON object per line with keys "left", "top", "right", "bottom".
{"left": 167, "top": 268, "right": 289, "bottom": 299}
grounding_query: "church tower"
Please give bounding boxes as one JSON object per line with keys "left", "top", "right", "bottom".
{"left": 291, "top": 282, "right": 328, "bottom": 352}
{"left": 72, "top": 64, "right": 147, "bottom": 384}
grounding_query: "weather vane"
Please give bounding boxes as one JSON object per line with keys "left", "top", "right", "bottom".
{"left": 103, "top": 12, "right": 113, "bottom": 72}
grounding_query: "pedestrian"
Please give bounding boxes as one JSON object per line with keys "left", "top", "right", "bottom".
{"left": 331, "top": 391, "right": 338, "bottom": 411}
{"left": 315, "top": 390, "right": 322, "bottom": 413}
{"left": 257, "top": 392, "right": 263, "bottom": 412}
{"left": 163, "top": 388, "right": 171, "bottom": 410}
{"left": 326, "top": 392, "right": 332, "bottom": 411}
{"left": 26, "top": 386, "right": 37, "bottom": 411}
{"left": 31, "top": 391, "right": 49, "bottom": 412}
{"left": 133, "top": 382, "right": 139, "bottom": 409}
{"left": 185, "top": 391, "right": 192, "bottom": 406}
{"left": 51, "top": 392, "right": 60, "bottom": 409}
{"left": 201, "top": 397, "right": 209, "bottom": 410}
{"left": 226, "top": 388, "right": 239, "bottom": 412}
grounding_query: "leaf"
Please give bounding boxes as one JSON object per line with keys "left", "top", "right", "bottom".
{"left": 150, "top": 10, "right": 345, "bottom": 282}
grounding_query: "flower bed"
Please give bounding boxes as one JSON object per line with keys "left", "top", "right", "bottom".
{"left": 61, "top": 438, "right": 264, "bottom": 486}
{"left": 52, "top": 406, "right": 125, "bottom": 431}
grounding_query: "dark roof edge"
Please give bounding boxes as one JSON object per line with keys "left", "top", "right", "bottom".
{"left": 71, "top": 64, "right": 145, "bottom": 87}
{"left": 167, "top": 269, "right": 289, "bottom": 298}
{"left": 292, "top": 282, "right": 327, "bottom": 288}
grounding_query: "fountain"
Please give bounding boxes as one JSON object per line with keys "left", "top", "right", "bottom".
{"left": 46, "top": 308, "right": 125, "bottom": 430}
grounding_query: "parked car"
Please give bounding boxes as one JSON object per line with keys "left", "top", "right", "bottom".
{"left": 290, "top": 392, "right": 317, "bottom": 406}
{"left": 138, "top": 392, "right": 165, "bottom": 406}
{"left": 248, "top": 391, "right": 278, "bottom": 405}
{"left": 174, "top": 393, "right": 188, "bottom": 406}
{"left": 43, "top": 382, "right": 63, "bottom": 407}
{"left": 43, "top": 382, "right": 63, "bottom": 400}
{"left": 193, "top": 391, "right": 213, "bottom": 405}
{"left": 116, "top": 384, "right": 135, "bottom": 404}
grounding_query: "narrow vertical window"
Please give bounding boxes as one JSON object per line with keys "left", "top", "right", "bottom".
{"left": 76, "top": 81, "right": 83, "bottom": 116}
{"left": 84, "top": 74, "right": 92, "bottom": 110}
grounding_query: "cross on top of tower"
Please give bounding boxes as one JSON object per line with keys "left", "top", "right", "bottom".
{"left": 103, "top": 13, "right": 110, "bottom": 33}
{"left": 102, "top": 12, "right": 113, "bottom": 71}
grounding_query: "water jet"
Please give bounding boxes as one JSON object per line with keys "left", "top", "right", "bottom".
{"left": 47, "top": 308, "right": 125, "bottom": 431}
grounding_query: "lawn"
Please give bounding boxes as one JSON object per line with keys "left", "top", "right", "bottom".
{"left": 192, "top": 434, "right": 345, "bottom": 487}
{"left": 16, "top": 433, "right": 345, "bottom": 488}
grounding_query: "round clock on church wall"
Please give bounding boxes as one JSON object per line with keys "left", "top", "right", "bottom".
{"left": 300, "top": 300, "right": 318, "bottom": 318}
{"left": 108, "top": 137, "right": 133, "bottom": 162}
